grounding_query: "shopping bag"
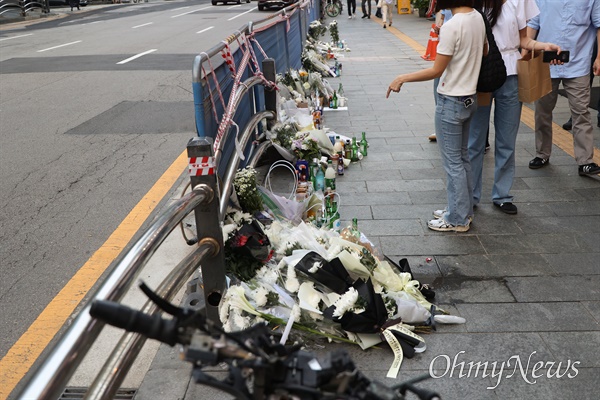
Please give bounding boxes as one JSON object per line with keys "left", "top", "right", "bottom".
{"left": 517, "top": 50, "right": 552, "bottom": 103}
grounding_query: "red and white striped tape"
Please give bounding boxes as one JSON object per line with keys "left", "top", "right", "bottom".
{"left": 188, "top": 156, "right": 215, "bottom": 176}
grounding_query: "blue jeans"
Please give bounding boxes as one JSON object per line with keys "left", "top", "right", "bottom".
{"left": 435, "top": 94, "right": 477, "bottom": 226}
{"left": 468, "top": 75, "right": 521, "bottom": 205}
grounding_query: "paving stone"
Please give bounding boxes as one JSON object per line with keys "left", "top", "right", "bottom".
{"left": 135, "top": 344, "right": 192, "bottom": 400}
{"left": 358, "top": 218, "right": 424, "bottom": 236}
{"left": 379, "top": 235, "right": 485, "bottom": 256}
{"left": 390, "top": 151, "right": 438, "bottom": 161}
{"left": 498, "top": 201, "right": 557, "bottom": 217}
{"left": 516, "top": 216, "right": 600, "bottom": 234}
{"left": 539, "top": 332, "right": 600, "bottom": 367}
{"left": 432, "top": 278, "right": 515, "bottom": 304}
{"left": 522, "top": 176, "right": 600, "bottom": 190}
{"left": 386, "top": 136, "right": 437, "bottom": 145}
{"left": 372, "top": 205, "right": 439, "bottom": 222}
{"left": 508, "top": 188, "right": 585, "bottom": 203}
{"left": 492, "top": 366, "right": 598, "bottom": 400}
{"left": 547, "top": 200, "right": 600, "bottom": 216}
{"left": 466, "top": 217, "right": 522, "bottom": 235}
{"left": 336, "top": 180, "right": 368, "bottom": 193}
{"left": 455, "top": 303, "right": 596, "bottom": 332}
{"left": 362, "top": 159, "right": 435, "bottom": 170}
{"left": 437, "top": 254, "right": 556, "bottom": 277}
{"left": 399, "top": 164, "right": 445, "bottom": 181}
{"left": 478, "top": 233, "right": 590, "bottom": 255}
{"left": 582, "top": 301, "right": 600, "bottom": 324}
{"left": 338, "top": 169, "right": 401, "bottom": 182}
{"left": 407, "top": 189, "right": 447, "bottom": 203}
{"left": 505, "top": 276, "right": 600, "bottom": 302}
{"left": 338, "top": 205, "right": 372, "bottom": 220}
{"left": 368, "top": 179, "right": 446, "bottom": 192}
{"left": 573, "top": 186, "right": 600, "bottom": 200}
{"left": 341, "top": 191, "right": 412, "bottom": 206}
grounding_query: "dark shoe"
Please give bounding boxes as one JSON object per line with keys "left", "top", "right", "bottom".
{"left": 562, "top": 118, "right": 572, "bottom": 131}
{"left": 367, "top": 14, "right": 371, "bottom": 19}
{"left": 529, "top": 157, "right": 549, "bottom": 169}
{"left": 578, "top": 162, "right": 600, "bottom": 176}
{"left": 362, "top": 14, "right": 367, "bottom": 18}
{"left": 383, "top": 24, "right": 386, "bottom": 29}
{"left": 494, "top": 202, "right": 518, "bottom": 214}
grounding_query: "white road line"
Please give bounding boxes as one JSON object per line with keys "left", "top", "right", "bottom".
{"left": 228, "top": 9, "right": 253, "bottom": 21}
{"left": 132, "top": 22, "right": 154, "bottom": 29}
{"left": 171, "top": 6, "right": 211, "bottom": 18}
{"left": 0, "top": 34, "right": 33, "bottom": 42}
{"left": 116, "top": 49, "right": 157, "bottom": 65}
{"left": 37, "top": 41, "right": 82, "bottom": 53}
{"left": 197, "top": 26, "right": 214, "bottom": 34}
{"left": 227, "top": 4, "right": 242, "bottom": 9}
{"left": 90, "top": 21, "right": 102, "bottom": 24}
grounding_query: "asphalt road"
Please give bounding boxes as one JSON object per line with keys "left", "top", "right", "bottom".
{"left": 0, "top": 1, "right": 270, "bottom": 396}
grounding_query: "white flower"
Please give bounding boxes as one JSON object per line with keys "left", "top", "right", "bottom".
{"left": 298, "top": 282, "right": 322, "bottom": 314}
{"left": 290, "top": 304, "right": 301, "bottom": 322}
{"left": 332, "top": 287, "right": 359, "bottom": 318}
{"left": 219, "top": 298, "right": 230, "bottom": 324}
{"left": 234, "top": 312, "right": 252, "bottom": 330}
{"left": 308, "top": 261, "right": 322, "bottom": 273}
{"left": 257, "top": 265, "right": 279, "bottom": 286}
{"left": 252, "top": 286, "right": 269, "bottom": 307}
{"left": 285, "top": 262, "right": 300, "bottom": 293}
{"left": 226, "top": 285, "right": 261, "bottom": 317}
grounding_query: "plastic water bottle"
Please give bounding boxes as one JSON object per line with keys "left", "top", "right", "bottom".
{"left": 315, "top": 166, "right": 325, "bottom": 192}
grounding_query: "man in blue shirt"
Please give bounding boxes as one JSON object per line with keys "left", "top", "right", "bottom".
{"left": 527, "top": 0, "right": 600, "bottom": 176}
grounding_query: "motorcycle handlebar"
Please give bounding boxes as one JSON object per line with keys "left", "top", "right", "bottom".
{"left": 90, "top": 300, "right": 180, "bottom": 346}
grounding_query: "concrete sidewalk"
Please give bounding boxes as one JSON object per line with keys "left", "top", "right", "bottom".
{"left": 136, "top": 11, "right": 600, "bottom": 400}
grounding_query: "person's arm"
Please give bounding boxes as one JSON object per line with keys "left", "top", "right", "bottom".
{"left": 520, "top": 28, "right": 560, "bottom": 52}
{"left": 594, "top": 29, "right": 600, "bottom": 76}
{"left": 386, "top": 54, "right": 451, "bottom": 98}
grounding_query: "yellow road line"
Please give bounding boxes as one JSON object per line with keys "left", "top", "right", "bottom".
{"left": 0, "top": 150, "right": 189, "bottom": 400}
{"left": 384, "top": 16, "right": 600, "bottom": 165}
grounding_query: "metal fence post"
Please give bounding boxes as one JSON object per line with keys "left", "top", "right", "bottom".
{"left": 187, "top": 136, "right": 226, "bottom": 325}
{"left": 192, "top": 55, "right": 207, "bottom": 137}
{"left": 262, "top": 58, "right": 277, "bottom": 130}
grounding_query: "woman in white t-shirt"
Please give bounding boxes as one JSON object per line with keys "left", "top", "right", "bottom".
{"left": 468, "top": 0, "right": 560, "bottom": 216}
{"left": 387, "top": 0, "right": 486, "bottom": 232}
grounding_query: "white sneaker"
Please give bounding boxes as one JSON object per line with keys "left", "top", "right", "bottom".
{"left": 349, "top": 15, "right": 352, "bottom": 19}
{"left": 433, "top": 209, "right": 473, "bottom": 222}
{"left": 433, "top": 209, "right": 446, "bottom": 219}
{"left": 427, "top": 218, "right": 470, "bottom": 232}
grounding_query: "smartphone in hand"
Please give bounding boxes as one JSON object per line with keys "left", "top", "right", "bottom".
{"left": 543, "top": 50, "right": 570, "bottom": 63}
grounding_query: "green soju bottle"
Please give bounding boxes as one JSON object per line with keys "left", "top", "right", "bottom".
{"left": 360, "top": 131, "right": 368, "bottom": 157}
{"left": 351, "top": 137, "right": 359, "bottom": 162}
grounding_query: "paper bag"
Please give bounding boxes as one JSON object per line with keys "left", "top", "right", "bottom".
{"left": 517, "top": 51, "right": 552, "bottom": 103}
